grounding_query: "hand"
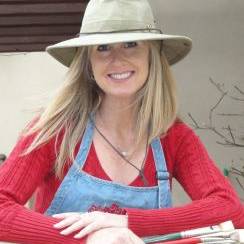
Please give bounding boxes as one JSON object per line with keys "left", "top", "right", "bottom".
{"left": 86, "top": 227, "right": 144, "bottom": 244}
{"left": 53, "top": 211, "right": 128, "bottom": 239}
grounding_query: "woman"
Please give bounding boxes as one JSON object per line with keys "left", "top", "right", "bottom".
{"left": 0, "top": 0, "right": 243, "bottom": 243}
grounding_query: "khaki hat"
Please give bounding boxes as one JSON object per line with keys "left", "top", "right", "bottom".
{"left": 46, "top": 0, "right": 192, "bottom": 66}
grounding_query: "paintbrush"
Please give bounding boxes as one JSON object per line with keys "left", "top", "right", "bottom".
{"left": 199, "top": 240, "right": 236, "bottom": 244}
{"left": 151, "top": 236, "right": 234, "bottom": 244}
{"left": 199, "top": 229, "right": 244, "bottom": 243}
{"left": 143, "top": 221, "right": 234, "bottom": 243}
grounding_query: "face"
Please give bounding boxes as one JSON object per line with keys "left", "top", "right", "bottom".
{"left": 89, "top": 41, "right": 150, "bottom": 99}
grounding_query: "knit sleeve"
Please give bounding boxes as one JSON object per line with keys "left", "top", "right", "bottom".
{"left": 0, "top": 132, "right": 85, "bottom": 244}
{"left": 126, "top": 123, "right": 244, "bottom": 237}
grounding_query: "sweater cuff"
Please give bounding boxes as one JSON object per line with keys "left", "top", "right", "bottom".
{"left": 125, "top": 208, "right": 156, "bottom": 237}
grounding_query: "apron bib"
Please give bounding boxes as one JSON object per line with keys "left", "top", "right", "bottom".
{"left": 46, "top": 118, "right": 172, "bottom": 215}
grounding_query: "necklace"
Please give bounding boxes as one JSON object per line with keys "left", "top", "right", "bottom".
{"left": 90, "top": 116, "right": 149, "bottom": 186}
{"left": 121, "top": 151, "right": 129, "bottom": 157}
{"left": 117, "top": 144, "right": 132, "bottom": 158}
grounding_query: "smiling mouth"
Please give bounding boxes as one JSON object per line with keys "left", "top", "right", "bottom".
{"left": 108, "top": 71, "right": 134, "bottom": 80}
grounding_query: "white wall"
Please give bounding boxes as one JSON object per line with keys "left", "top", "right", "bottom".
{"left": 0, "top": 0, "right": 243, "bottom": 205}
{"left": 151, "top": 0, "right": 244, "bottom": 203}
{"left": 0, "top": 52, "right": 66, "bottom": 152}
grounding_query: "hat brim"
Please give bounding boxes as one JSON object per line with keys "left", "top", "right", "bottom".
{"left": 46, "top": 33, "right": 192, "bottom": 66}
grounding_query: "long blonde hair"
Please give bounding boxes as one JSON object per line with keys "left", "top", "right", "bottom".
{"left": 23, "top": 40, "right": 178, "bottom": 178}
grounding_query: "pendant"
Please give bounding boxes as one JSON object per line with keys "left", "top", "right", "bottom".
{"left": 121, "top": 151, "right": 128, "bottom": 157}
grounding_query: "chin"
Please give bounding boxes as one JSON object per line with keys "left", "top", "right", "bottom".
{"left": 107, "top": 91, "right": 137, "bottom": 99}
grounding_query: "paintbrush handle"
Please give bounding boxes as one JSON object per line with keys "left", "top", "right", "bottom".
{"left": 151, "top": 237, "right": 232, "bottom": 244}
{"left": 152, "top": 237, "right": 201, "bottom": 244}
{"left": 143, "top": 233, "right": 182, "bottom": 243}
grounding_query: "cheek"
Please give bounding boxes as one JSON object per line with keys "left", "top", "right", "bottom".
{"left": 90, "top": 58, "right": 106, "bottom": 78}
{"left": 90, "top": 51, "right": 104, "bottom": 74}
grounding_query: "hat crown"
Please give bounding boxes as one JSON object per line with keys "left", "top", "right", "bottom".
{"left": 81, "top": 0, "right": 156, "bottom": 33}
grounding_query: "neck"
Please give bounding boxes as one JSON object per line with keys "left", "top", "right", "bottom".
{"left": 94, "top": 95, "right": 148, "bottom": 161}
{"left": 96, "top": 96, "right": 136, "bottom": 137}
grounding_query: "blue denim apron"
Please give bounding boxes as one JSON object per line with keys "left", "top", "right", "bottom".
{"left": 46, "top": 118, "right": 172, "bottom": 215}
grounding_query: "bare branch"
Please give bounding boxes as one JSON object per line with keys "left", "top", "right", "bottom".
{"left": 218, "top": 113, "right": 244, "bottom": 116}
{"left": 234, "top": 85, "right": 244, "bottom": 95}
{"left": 216, "top": 141, "right": 244, "bottom": 147}
{"left": 211, "top": 93, "right": 227, "bottom": 111}
{"left": 235, "top": 177, "right": 244, "bottom": 191}
{"left": 209, "top": 92, "right": 227, "bottom": 126}
{"left": 209, "top": 77, "right": 225, "bottom": 93}
{"left": 187, "top": 113, "right": 200, "bottom": 128}
{"left": 229, "top": 96, "right": 244, "bottom": 101}
{"left": 188, "top": 113, "right": 238, "bottom": 145}
{"left": 188, "top": 78, "right": 244, "bottom": 195}
{"left": 211, "top": 127, "right": 229, "bottom": 141}
{"left": 230, "top": 167, "right": 244, "bottom": 176}
{"left": 227, "top": 125, "right": 236, "bottom": 144}
{"left": 210, "top": 79, "right": 244, "bottom": 101}
{"left": 229, "top": 85, "right": 244, "bottom": 100}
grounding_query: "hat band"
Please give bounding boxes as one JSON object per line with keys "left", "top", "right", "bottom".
{"left": 76, "top": 28, "right": 163, "bottom": 37}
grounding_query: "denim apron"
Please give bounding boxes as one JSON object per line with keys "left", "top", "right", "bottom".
{"left": 46, "top": 118, "right": 172, "bottom": 215}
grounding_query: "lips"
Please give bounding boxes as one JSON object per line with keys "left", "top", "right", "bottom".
{"left": 108, "top": 71, "right": 134, "bottom": 81}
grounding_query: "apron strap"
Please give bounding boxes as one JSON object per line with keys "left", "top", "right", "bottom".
{"left": 151, "top": 138, "right": 172, "bottom": 208}
{"left": 74, "top": 116, "right": 95, "bottom": 169}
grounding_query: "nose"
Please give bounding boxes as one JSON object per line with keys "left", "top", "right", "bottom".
{"left": 109, "top": 46, "right": 127, "bottom": 64}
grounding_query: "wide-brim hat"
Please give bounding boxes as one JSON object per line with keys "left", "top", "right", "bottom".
{"left": 46, "top": 0, "right": 192, "bottom": 67}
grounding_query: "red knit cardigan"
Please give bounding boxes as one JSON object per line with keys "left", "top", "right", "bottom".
{"left": 0, "top": 121, "right": 243, "bottom": 244}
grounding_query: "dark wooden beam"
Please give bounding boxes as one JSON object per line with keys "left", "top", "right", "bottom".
{"left": 0, "top": 35, "right": 74, "bottom": 44}
{"left": 0, "top": 25, "right": 80, "bottom": 36}
{"left": 0, "top": 43, "right": 55, "bottom": 52}
{"left": 0, "top": 3, "right": 86, "bottom": 15}
{"left": 0, "top": 0, "right": 87, "bottom": 4}
{"left": 0, "top": 14, "right": 82, "bottom": 26}
{"left": 0, "top": 0, "right": 89, "bottom": 52}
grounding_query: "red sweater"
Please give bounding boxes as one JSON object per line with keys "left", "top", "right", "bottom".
{"left": 0, "top": 121, "right": 243, "bottom": 244}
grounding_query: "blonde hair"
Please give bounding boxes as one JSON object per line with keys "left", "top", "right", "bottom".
{"left": 23, "top": 40, "right": 178, "bottom": 178}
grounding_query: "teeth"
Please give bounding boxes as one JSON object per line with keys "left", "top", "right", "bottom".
{"left": 109, "top": 71, "right": 132, "bottom": 80}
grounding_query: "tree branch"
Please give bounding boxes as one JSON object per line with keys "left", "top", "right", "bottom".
{"left": 234, "top": 85, "right": 244, "bottom": 95}
{"left": 188, "top": 78, "right": 244, "bottom": 196}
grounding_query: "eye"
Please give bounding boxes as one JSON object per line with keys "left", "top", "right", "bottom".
{"left": 97, "top": 44, "right": 110, "bottom": 52}
{"left": 124, "top": 42, "right": 138, "bottom": 48}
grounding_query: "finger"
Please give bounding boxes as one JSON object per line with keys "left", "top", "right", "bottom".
{"left": 127, "top": 230, "right": 144, "bottom": 244}
{"left": 53, "top": 215, "right": 81, "bottom": 229}
{"left": 59, "top": 218, "right": 91, "bottom": 235}
{"left": 74, "top": 222, "right": 102, "bottom": 239}
{"left": 52, "top": 212, "right": 78, "bottom": 219}
{"left": 129, "top": 235, "right": 144, "bottom": 244}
